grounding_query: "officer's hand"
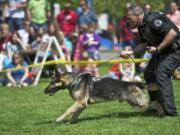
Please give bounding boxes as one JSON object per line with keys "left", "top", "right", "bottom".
{"left": 120, "top": 50, "right": 133, "bottom": 58}
{"left": 147, "top": 46, "right": 157, "bottom": 54}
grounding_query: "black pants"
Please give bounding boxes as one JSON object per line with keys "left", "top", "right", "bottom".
{"left": 144, "top": 50, "right": 180, "bottom": 115}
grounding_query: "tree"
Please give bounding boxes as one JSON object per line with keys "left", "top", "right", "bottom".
{"left": 93, "top": 0, "right": 167, "bottom": 17}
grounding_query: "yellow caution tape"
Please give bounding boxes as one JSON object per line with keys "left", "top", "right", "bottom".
{"left": 0, "top": 58, "right": 149, "bottom": 73}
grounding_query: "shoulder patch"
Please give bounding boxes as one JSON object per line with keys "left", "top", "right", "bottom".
{"left": 154, "top": 19, "right": 162, "bottom": 27}
{"left": 158, "top": 11, "right": 164, "bottom": 15}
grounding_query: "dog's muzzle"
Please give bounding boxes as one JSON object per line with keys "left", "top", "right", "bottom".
{"left": 43, "top": 86, "right": 56, "bottom": 96}
{"left": 43, "top": 88, "right": 48, "bottom": 94}
{"left": 43, "top": 89, "right": 55, "bottom": 96}
{"left": 43, "top": 82, "right": 64, "bottom": 96}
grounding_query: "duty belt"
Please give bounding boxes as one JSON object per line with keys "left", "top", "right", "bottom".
{"left": 172, "top": 38, "right": 180, "bottom": 50}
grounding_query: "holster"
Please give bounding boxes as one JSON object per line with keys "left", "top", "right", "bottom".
{"left": 147, "top": 83, "right": 159, "bottom": 91}
{"left": 172, "top": 38, "right": 180, "bottom": 50}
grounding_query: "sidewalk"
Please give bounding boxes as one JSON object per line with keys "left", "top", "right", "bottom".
{"left": 99, "top": 51, "right": 119, "bottom": 60}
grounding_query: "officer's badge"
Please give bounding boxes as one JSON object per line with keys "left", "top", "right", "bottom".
{"left": 154, "top": 20, "right": 162, "bottom": 27}
{"left": 158, "top": 12, "right": 164, "bottom": 15}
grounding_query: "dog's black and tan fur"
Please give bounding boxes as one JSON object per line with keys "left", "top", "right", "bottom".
{"left": 44, "top": 71, "right": 149, "bottom": 123}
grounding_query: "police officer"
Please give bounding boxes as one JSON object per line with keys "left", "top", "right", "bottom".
{"left": 121, "top": 5, "right": 180, "bottom": 116}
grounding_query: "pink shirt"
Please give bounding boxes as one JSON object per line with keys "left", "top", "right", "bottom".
{"left": 167, "top": 10, "right": 180, "bottom": 31}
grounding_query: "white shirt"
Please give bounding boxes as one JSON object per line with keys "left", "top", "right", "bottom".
{"left": 98, "top": 13, "right": 108, "bottom": 31}
{"left": 18, "top": 29, "right": 29, "bottom": 45}
{"left": 8, "top": 0, "right": 26, "bottom": 18}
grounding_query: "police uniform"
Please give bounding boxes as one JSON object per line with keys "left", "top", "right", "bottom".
{"left": 138, "top": 11, "right": 180, "bottom": 116}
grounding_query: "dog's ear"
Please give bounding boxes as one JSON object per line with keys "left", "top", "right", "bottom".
{"left": 55, "top": 68, "right": 61, "bottom": 77}
{"left": 49, "top": 70, "right": 55, "bottom": 76}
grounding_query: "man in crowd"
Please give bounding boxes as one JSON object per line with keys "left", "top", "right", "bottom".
{"left": 27, "top": 0, "right": 51, "bottom": 31}
{"left": 56, "top": 2, "right": 77, "bottom": 37}
{"left": 78, "top": 0, "right": 97, "bottom": 26}
{"left": 166, "top": 2, "right": 180, "bottom": 31}
{"left": 3, "top": 0, "right": 27, "bottom": 32}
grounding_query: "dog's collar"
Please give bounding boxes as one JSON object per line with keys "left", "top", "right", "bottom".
{"left": 69, "top": 82, "right": 76, "bottom": 90}
{"left": 68, "top": 76, "right": 81, "bottom": 90}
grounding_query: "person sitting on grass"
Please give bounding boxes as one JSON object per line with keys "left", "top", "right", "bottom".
{"left": 5, "top": 52, "right": 32, "bottom": 87}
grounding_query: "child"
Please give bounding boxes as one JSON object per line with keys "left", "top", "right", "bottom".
{"left": 81, "top": 24, "right": 100, "bottom": 76}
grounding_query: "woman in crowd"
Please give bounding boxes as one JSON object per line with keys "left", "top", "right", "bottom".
{"left": 44, "top": 23, "right": 71, "bottom": 61}
{"left": 28, "top": 26, "right": 40, "bottom": 52}
{"left": 5, "top": 32, "right": 26, "bottom": 61}
{"left": 5, "top": 52, "right": 32, "bottom": 87}
{"left": 73, "top": 24, "right": 88, "bottom": 73}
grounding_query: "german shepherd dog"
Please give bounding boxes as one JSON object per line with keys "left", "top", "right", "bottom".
{"left": 44, "top": 71, "right": 149, "bottom": 123}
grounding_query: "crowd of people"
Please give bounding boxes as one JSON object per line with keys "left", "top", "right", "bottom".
{"left": 0, "top": 0, "right": 180, "bottom": 88}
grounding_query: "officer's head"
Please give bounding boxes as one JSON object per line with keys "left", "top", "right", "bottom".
{"left": 127, "top": 5, "right": 144, "bottom": 28}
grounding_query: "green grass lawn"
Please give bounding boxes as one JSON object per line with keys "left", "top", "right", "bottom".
{"left": 0, "top": 67, "right": 180, "bottom": 135}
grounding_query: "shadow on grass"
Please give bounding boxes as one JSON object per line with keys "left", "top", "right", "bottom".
{"left": 34, "top": 120, "right": 55, "bottom": 125}
{"left": 34, "top": 119, "right": 71, "bottom": 125}
{"left": 78, "top": 111, "right": 160, "bottom": 123}
{"left": 34, "top": 111, "right": 161, "bottom": 125}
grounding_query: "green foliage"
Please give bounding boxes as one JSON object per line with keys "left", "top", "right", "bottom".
{"left": 54, "top": 0, "right": 168, "bottom": 26}
{"left": 55, "top": 0, "right": 79, "bottom": 10}
{"left": 92, "top": 0, "right": 167, "bottom": 17}
{"left": 55, "top": 0, "right": 168, "bottom": 17}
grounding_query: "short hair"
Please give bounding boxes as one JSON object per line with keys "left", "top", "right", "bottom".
{"left": 65, "top": 2, "right": 72, "bottom": 8}
{"left": 0, "top": 23, "right": 9, "bottom": 31}
{"left": 80, "top": 0, "right": 88, "bottom": 6}
{"left": 127, "top": 5, "right": 144, "bottom": 16}
{"left": 12, "top": 52, "right": 24, "bottom": 65}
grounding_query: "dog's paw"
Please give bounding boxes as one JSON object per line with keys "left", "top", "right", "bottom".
{"left": 56, "top": 118, "right": 64, "bottom": 123}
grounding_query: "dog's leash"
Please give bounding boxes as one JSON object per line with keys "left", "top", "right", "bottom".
{"left": 90, "top": 54, "right": 136, "bottom": 71}
{"left": 128, "top": 55, "right": 136, "bottom": 64}
{"left": 84, "top": 54, "right": 136, "bottom": 75}
{"left": 81, "top": 55, "right": 120, "bottom": 76}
